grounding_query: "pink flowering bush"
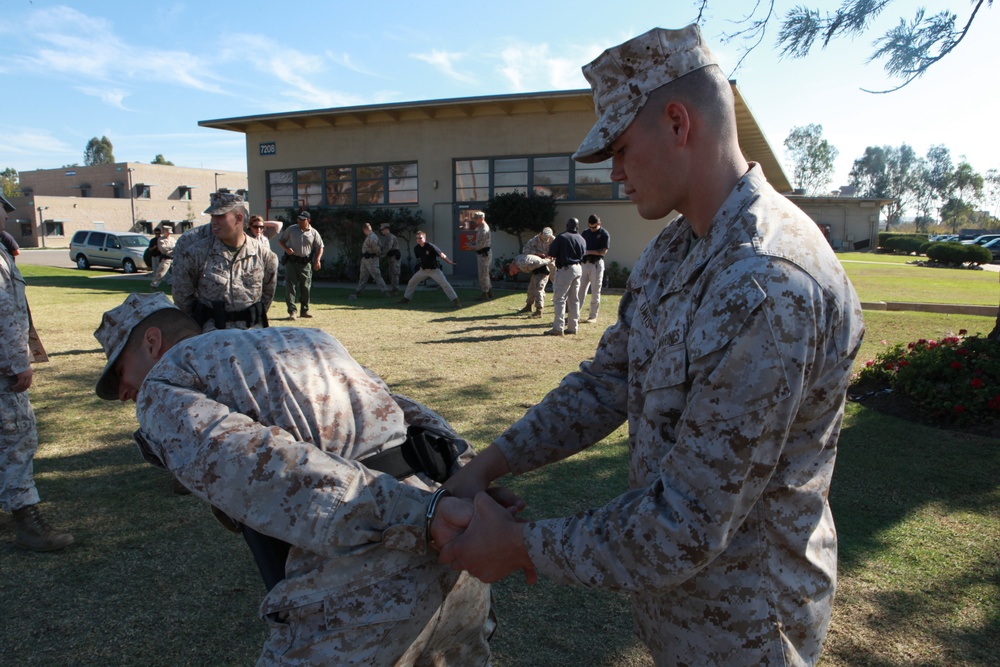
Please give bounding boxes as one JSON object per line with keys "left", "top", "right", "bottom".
{"left": 853, "top": 330, "right": 1000, "bottom": 424}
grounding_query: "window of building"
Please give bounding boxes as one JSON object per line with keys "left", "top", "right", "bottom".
{"left": 139, "top": 221, "right": 154, "bottom": 234}
{"left": 44, "top": 221, "right": 64, "bottom": 237}
{"left": 111, "top": 183, "right": 124, "bottom": 199}
{"left": 136, "top": 184, "right": 151, "bottom": 199}
{"left": 453, "top": 154, "right": 621, "bottom": 202}
{"left": 19, "top": 223, "right": 31, "bottom": 237}
{"left": 178, "top": 186, "right": 193, "bottom": 201}
{"left": 78, "top": 184, "right": 92, "bottom": 197}
{"left": 297, "top": 169, "right": 323, "bottom": 207}
{"left": 267, "top": 162, "right": 418, "bottom": 209}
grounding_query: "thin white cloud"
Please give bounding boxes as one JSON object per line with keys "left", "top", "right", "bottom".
{"left": 0, "top": 127, "right": 77, "bottom": 157}
{"left": 76, "top": 87, "right": 132, "bottom": 110}
{"left": 327, "top": 51, "right": 383, "bottom": 78}
{"left": 411, "top": 50, "right": 477, "bottom": 84}
{"left": 498, "top": 42, "right": 588, "bottom": 92}
{"left": 16, "top": 6, "right": 224, "bottom": 97}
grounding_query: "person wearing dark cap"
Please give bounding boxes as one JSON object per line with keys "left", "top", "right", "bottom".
{"left": 438, "top": 24, "right": 863, "bottom": 667}
{"left": 541, "top": 218, "right": 586, "bottom": 336}
{"left": 578, "top": 214, "right": 610, "bottom": 323}
{"left": 92, "top": 292, "right": 495, "bottom": 665}
{"left": 278, "top": 211, "right": 324, "bottom": 320}
{"left": 0, "top": 191, "right": 74, "bottom": 550}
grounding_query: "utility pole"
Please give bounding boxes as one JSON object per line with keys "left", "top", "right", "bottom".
{"left": 36, "top": 206, "right": 49, "bottom": 248}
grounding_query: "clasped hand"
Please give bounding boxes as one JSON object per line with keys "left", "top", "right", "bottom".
{"left": 429, "top": 488, "right": 537, "bottom": 584}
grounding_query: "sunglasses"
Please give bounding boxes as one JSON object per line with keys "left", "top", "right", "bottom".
{"left": 251, "top": 225, "right": 265, "bottom": 230}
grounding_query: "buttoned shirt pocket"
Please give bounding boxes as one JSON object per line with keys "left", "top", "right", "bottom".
{"left": 686, "top": 278, "right": 792, "bottom": 425}
{"left": 640, "top": 342, "right": 688, "bottom": 393}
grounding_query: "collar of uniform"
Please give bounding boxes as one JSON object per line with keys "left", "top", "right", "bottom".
{"left": 658, "top": 163, "right": 766, "bottom": 300}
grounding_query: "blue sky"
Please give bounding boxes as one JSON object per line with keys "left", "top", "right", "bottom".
{"left": 2, "top": 1, "right": 997, "bottom": 190}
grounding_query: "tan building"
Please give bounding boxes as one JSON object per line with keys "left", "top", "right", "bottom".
{"left": 200, "top": 88, "right": 880, "bottom": 279}
{"left": 4, "top": 163, "right": 247, "bottom": 248}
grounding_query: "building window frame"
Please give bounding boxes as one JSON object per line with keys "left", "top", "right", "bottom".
{"left": 453, "top": 153, "right": 623, "bottom": 202}
{"left": 266, "top": 161, "right": 418, "bottom": 210}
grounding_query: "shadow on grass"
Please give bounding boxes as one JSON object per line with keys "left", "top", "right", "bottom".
{"left": 828, "top": 404, "right": 1000, "bottom": 665}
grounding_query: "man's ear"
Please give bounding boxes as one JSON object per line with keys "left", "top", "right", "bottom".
{"left": 144, "top": 327, "right": 166, "bottom": 361}
{"left": 663, "top": 101, "right": 692, "bottom": 146}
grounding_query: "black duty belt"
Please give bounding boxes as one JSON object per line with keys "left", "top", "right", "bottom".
{"left": 582, "top": 255, "right": 603, "bottom": 264}
{"left": 362, "top": 252, "right": 377, "bottom": 259}
{"left": 476, "top": 247, "right": 491, "bottom": 256}
{"left": 359, "top": 425, "right": 459, "bottom": 484}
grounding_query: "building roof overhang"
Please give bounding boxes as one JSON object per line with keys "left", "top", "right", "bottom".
{"left": 200, "top": 86, "right": 791, "bottom": 192}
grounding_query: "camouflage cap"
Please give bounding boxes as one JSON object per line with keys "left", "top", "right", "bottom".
{"left": 94, "top": 292, "right": 177, "bottom": 400}
{"left": 297, "top": 210, "right": 311, "bottom": 220}
{"left": 203, "top": 192, "right": 245, "bottom": 215}
{"left": 541, "top": 227, "right": 554, "bottom": 238}
{"left": 573, "top": 24, "right": 718, "bottom": 164}
{"left": 380, "top": 222, "right": 391, "bottom": 230}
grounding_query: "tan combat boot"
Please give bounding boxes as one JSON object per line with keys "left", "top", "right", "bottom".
{"left": 517, "top": 302, "right": 533, "bottom": 314}
{"left": 530, "top": 307, "right": 543, "bottom": 319}
{"left": 13, "top": 504, "right": 75, "bottom": 552}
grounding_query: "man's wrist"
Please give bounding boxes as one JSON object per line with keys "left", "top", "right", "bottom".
{"left": 425, "top": 487, "right": 452, "bottom": 545}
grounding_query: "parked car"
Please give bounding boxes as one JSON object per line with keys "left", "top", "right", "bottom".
{"left": 69, "top": 230, "right": 150, "bottom": 273}
{"left": 982, "top": 238, "right": 1000, "bottom": 262}
{"left": 929, "top": 234, "right": 959, "bottom": 242}
{"left": 961, "top": 234, "right": 1000, "bottom": 246}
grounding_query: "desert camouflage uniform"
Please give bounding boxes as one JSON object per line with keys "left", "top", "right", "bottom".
{"left": 149, "top": 234, "right": 176, "bottom": 288}
{"left": 171, "top": 234, "right": 278, "bottom": 332}
{"left": 131, "top": 327, "right": 492, "bottom": 666}
{"left": 379, "top": 231, "right": 401, "bottom": 291}
{"left": 522, "top": 233, "right": 554, "bottom": 310}
{"left": 471, "top": 221, "right": 492, "bottom": 295}
{"left": 355, "top": 232, "right": 389, "bottom": 296}
{"left": 0, "top": 249, "right": 40, "bottom": 511}
{"left": 494, "top": 165, "right": 864, "bottom": 666}
{"left": 280, "top": 225, "right": 324, "bottom": 317}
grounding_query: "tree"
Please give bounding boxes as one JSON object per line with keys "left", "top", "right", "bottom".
{"left": 984, "top": 168, "right": 1000, "bottom": 218}
{"left": 940, "top": 197, "right": 976, "bottom": 234}
{"left": 84, "top": 136, "right": 115, "bottom": 166}
{"left": 952, "top": 159, "right": 984, "bottom": 206}
{"left": 151, "top": 154, "right": 174, "bottom": 166}
{"left": 848, "top": 144, "right": 920, "bottom": 227}
{"left": 482, "top": 191, "right": 557, "bottom": 248}
{"left": 783, "top": 124, "right": 838, "bottom": 194}
{"left": 1, "top": 167, "right": 20, "bottom": 199}
{"left": 704, "top": 0, "right": 992, "bottom": 93}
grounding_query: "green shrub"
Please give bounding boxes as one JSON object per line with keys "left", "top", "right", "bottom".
{"left": 605, "top": 261, "right": 631, "bottom": 288}
{"left": 881, "top": 234, "right": 927, "bottom": 254}
{"left": 854, "top": 331, "right": 1000, "bottom": 424}
{"left": 925, "top": 241, "right": 992, "bottom": 265}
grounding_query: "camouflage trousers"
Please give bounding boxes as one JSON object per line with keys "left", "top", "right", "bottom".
{"left": 578, "top": 258, "right": 605, "bottom": 321}
{"left": 476, "top": 252, "right": 492, "bottom": 294}
{"left": 384, "top": 258, "right": 400, "bottom": 290}
{"left": 257, "top": 564, "right": 493, "bottom": 666}
{"left": 0, "top": 383, "right": 41, "bottom": 512}
{"left": 526, "top": 272, "right": 550, "bottom": 310}
{"left": 149, "top": 257, "right": 172, "bottom": 288}
{"left": 356, "top": 258, "right": 389, "bottom": 295}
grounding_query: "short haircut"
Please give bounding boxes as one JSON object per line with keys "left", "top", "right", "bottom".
{"left": 639, "top": 65, "right": 735, "bottom": 139}
{"left": 123, "top": 309, "right": 201, "bottom": 356}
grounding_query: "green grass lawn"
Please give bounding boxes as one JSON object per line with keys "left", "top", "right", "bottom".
{"left": 1, "top": 264, "right": 997, "bottom": 666}
{"left": 839, "top": 252, "right": 1000, "bottom": 306}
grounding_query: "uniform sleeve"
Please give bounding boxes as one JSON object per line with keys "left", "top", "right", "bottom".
{"left": 137, "top": 376, "right": 432, "bottom": 555}
{"left": 260, "top": 246, "right": 278, "bottom": 312}
{"left": 0, "top": 258, "right": 31, "bottom": 376}
{"left": 169, "top": 243, "right": 200, "bottom": 316}
{"left": 520, "top": 263, "right": 832, "bottom": 593}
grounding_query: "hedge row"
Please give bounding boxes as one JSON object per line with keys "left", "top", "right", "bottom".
{"left": 925, "top": 242, "right": 992, "bottom": 265}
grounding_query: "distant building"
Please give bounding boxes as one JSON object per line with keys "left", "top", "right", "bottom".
{"left": 199, "top": 88, "right": 882, "bottom": 278}
{"left": 4, "top": 163, "right": 247, "bottom": 248}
